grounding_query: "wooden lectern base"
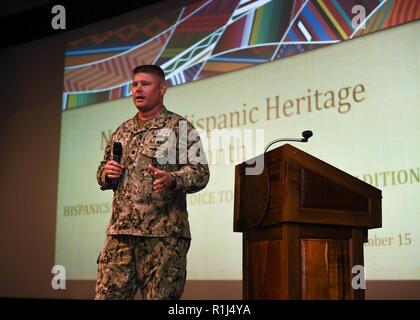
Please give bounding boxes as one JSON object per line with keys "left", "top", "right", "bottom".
{"left": 244, "top": 223, "right": 366, "bottom": 299}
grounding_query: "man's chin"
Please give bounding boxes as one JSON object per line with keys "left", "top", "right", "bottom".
{"left": 135, "top": 103, "right": 147, "bottom": 110}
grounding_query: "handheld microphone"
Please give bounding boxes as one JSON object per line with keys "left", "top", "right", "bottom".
{"left": 264, "top": 130, "right": 313, "bottom": 153}
{"left": 111, "top": 142, "right": 123, "bottom": 191}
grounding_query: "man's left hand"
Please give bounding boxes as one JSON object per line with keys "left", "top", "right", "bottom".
{"left": 148, "top": 164, "right": 175, "bottom": 193}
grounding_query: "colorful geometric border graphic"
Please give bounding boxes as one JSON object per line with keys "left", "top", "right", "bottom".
{"left": 62, "top": 0, "right": 420, "bottom": 110}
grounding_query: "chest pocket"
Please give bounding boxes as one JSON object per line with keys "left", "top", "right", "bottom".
{"left": 140, "top": 142, "right": 179, "bottom": 173}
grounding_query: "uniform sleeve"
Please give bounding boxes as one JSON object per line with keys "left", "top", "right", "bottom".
{"left": 170, "top": 121, "right": 210, "bottom": 194}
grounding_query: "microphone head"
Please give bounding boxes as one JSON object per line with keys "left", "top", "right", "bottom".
{"left": 302, "top": 130, "right": 313, "bottom": 141}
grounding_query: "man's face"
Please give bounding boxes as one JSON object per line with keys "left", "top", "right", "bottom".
{"left": 132, "top": 72, "right": 166, "bottom": 112}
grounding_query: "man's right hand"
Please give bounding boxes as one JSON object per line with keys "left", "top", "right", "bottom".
{"left": 103, "top": 160, "right": 124, "bottom": 179}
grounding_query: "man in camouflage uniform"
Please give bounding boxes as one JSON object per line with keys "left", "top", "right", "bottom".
{"left": 95, "top": 65, "right": 210, "bottom": 300}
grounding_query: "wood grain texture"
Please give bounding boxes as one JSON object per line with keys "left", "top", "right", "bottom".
{"left": 234, "top": 145, "right": 381, "bottom": 299}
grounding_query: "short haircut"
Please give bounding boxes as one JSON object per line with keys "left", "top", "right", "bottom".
{"left": 132, "top": 64, "right": 165, "bottom": 81}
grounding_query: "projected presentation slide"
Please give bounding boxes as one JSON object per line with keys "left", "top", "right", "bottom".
{"left": 55, "top": 0, "right": 420, "bottom": 281}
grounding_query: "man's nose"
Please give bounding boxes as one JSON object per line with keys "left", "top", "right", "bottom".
{"left": 134, "top": 84, "right": 143, "bottom": 92}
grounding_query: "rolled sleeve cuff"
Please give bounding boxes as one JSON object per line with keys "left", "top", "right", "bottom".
{"left": 170, "top": 172, "right": 183, "bottom": 192}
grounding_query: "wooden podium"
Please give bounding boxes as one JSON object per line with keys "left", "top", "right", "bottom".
{"left": 234, "top": 144, "right": 381, "bottom": 299}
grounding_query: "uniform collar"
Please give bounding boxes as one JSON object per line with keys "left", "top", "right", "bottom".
{"left": 123, "top": 106, "right": 170, "bottom": 134}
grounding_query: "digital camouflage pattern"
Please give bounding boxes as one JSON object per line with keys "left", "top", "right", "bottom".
{"left": 95, "top": 106, "right": 209, "bottom": 299}
{"left": 97, "top": 106, "right": 210, "bottom": 239}
{"left": 95, "top": 235, "right": 190, "bottom": 300}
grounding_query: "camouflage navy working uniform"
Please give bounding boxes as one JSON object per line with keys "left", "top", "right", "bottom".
{"left": 95, "top": 106, "right": 209, "bottom": 300}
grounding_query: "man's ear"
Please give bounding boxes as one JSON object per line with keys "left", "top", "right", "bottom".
{"left": 160, "top": 82, "right": 167, "bottom": 96}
